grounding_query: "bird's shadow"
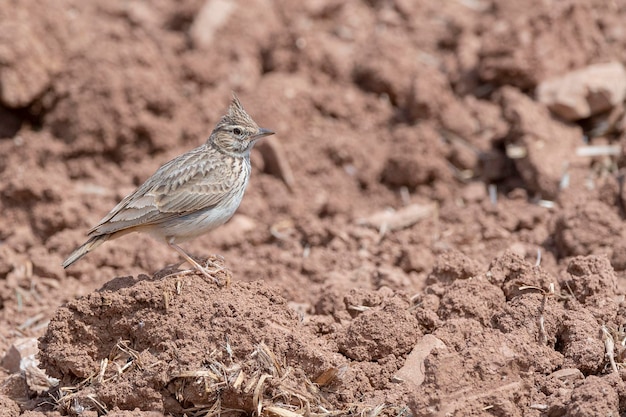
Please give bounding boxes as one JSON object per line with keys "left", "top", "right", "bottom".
{"left": 95, "top": 263, "right": 187, "bottom": 293}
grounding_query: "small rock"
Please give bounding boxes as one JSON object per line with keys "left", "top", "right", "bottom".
{"left": 357, "top": 203, "right": 436, "bottom": 233}
{"left": 549, "top": 368, "right": 583, "bottom": 384}
{"left": 394, "top": 334, "right": 447, "bottom": 387}
{"left": 537, "top": 62, "right": 626, "bottom": 121}
{"left": 256, "top": 135, "right": 295, "bottom": 191}
{"left": 2, "top": 337, "right": 38, "bottom": 373}
{"left": 24, "top": 355, "right": 58, "bottom": 394}
{"left": 3, "top": 342, "right": 59, "bottom": 396}
{"left": 499, "top": 87, "right": 583, "bottom": 198}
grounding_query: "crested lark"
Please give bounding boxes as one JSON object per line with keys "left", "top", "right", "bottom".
{"left": 62, "top": 95, "right": 274, "bottom": 282}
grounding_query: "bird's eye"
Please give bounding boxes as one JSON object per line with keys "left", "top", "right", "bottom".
{"left": 233, "top": 127, "right": 243, "bottom": 136}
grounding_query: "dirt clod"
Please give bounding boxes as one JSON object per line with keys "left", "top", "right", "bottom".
{"left": 2, "top": 0, "right": 626, "bottom": 416}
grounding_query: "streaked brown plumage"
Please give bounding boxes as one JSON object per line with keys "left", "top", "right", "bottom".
{"left": 62, "top": 95, "right": 274, "bottom": 282}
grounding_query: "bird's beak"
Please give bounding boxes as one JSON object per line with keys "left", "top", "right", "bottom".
{"left": 254, "top": 128, "right": 275, "bottom": 139}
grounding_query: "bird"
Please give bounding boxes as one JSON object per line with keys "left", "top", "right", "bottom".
{"left": 62, "top": 94, "right": 274, "bottom": 283}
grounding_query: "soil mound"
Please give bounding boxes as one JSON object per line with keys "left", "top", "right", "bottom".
{"left": 39, "top": 267, "right": 345, "bottom": 415}
{"left": 2, "top": 0, "right": 626, "bottom": 415}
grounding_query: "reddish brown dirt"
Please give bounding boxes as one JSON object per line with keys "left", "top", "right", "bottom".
{"left": 2, "top": 0, "right": 626, "bottom": 416}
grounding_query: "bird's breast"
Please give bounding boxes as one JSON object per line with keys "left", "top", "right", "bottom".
{"left": 151, "top": 160, "right": 251, "bottom": 243}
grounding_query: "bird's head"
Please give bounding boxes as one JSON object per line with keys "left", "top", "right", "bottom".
{"left": 209, "top": 94, "right": 274, "bottom": 157}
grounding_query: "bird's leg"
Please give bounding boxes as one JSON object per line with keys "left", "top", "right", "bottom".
{"left": 168, "top": 242, "right": 223, "bottom": 285}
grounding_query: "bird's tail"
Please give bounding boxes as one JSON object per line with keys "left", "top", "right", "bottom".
{"left": 62, "top": 234, "right": 110, "bottom": 268}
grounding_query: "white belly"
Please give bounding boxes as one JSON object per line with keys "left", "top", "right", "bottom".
{"left": 147, "top": 187, "right": 246, "bottom": 243}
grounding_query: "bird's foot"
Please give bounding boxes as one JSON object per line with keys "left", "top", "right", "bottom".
{"left": 168, "top": 243, "right": 230, "bottom": 286}
{"left": 162, "top": 264, "right": 229, "bottom": 287}
{"left": 196, "top": 256, "right": 229, "bottom": 286}
{"left": 195, "top": 264, "right": 227, "bottom": 286}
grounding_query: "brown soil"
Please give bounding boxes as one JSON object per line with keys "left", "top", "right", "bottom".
{"left": 2, "top": 0, "right": 626, "bottom": 416}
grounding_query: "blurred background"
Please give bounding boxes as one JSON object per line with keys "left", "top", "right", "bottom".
{"left": 2, "top": 0, "right": 626, "bottom": 414}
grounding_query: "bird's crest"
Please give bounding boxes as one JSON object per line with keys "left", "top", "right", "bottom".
{"left": 218, "top": 93, "right": 257, "bottom": 129}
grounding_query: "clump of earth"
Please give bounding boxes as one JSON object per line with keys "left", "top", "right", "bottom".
{"left": 1, "top": 0, "right": 626, "bottom": 416}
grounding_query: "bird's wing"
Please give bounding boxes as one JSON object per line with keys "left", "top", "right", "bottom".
{"left": 88, "top": 148, "right": 236, "bottom": 236}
